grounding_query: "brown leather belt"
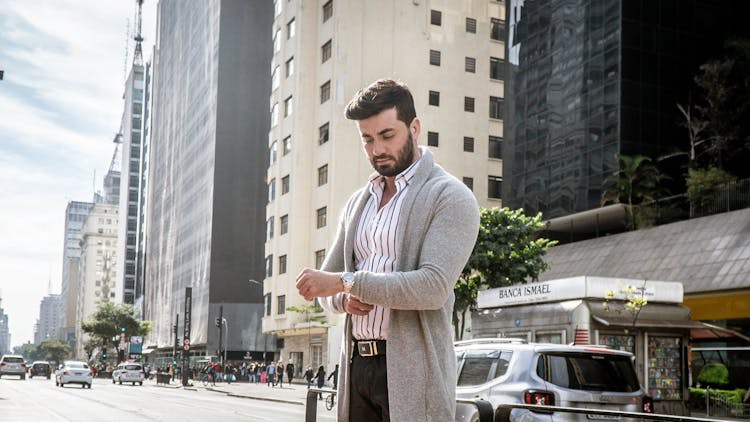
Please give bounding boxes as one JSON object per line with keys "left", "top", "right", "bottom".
{"left": 354, "top": 339, "right": 387, "bottom": 357}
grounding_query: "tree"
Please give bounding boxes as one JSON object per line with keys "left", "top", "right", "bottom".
{"left": 287, "top": 303, "right": 327, "bottom": 367}
{"left": 12, "top": 342, "right": 39, "bottom": 361}
{"left": 80, "top": 302, "right": 152, "bottom": 360}
{"left": 601, "top": 154, "right": 669, "bottom": 229}
{"left": 36, "top": 340, "right": 71, "bottom": 364}
{"left": 686, "top": 167, "right": 736, "bottom": 213}
{"left": 452, "top": 207, "right": 557, "bottom": 340}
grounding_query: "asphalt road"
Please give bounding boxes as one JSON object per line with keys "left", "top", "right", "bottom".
{"left": 0, "top": 376, "right": 336, "bottom": 421}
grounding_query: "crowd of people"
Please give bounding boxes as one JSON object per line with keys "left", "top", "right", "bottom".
{"left": 192, "top": 359, "right": 338, "bottom": 389}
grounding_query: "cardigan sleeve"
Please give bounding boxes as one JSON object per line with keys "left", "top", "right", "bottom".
{"left": 351, "top": 178, "right": 479, "bottom": 310}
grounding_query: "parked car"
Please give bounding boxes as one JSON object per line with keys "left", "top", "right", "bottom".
{"left": 29, "top": 361, "right": 52, "bottom": 379}
{"left": 454, "top": 338, "right": 653, "bottom": 422}
{"left": 55, "top": 361, "right": 93, "bottom": 388}
{"left": 0, "top": 355, "right": 27, "bottom": 379}
{"left": 112, "top": 362, "right": 145, "bottom": 385}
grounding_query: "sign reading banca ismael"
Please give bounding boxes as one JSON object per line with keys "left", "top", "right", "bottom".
{"left": 477, "top": 276, "right": 684, "bottom": 309}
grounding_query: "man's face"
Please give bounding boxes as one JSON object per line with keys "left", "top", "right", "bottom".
{"left": 356, "top": 107, "right": 420, "bottom": 177}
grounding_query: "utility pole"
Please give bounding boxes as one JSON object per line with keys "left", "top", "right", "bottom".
{"left": 172, "top": 313, "right": 179, "bottom": 365}
{"left": 216, "top": 304, "right": 223, "bottom": 365}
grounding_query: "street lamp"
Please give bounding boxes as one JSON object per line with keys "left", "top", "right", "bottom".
{"left": 248, "top": 279, "right": 267, "bottom": 362}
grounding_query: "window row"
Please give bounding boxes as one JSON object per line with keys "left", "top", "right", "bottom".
{"left": 429, "top": 52, "right": 505, "bottom": 80}
{"left": 267, "top": 164, "right": 329, "bottom": 205}
{"left": 460, "top": 176, "right": 503, "bottom": 200}
{"left": 430, "top": 9, "right": 506, "bottom": 42}
{"left": 425, "top": 134, "right": 503, "bottom": 158}
{"left": 271, "top": 81, "right": 332, "bottom": 127}
{"left": 264, "top": 248, "right": 326, "bottom": 284}
{"left": 428, "top": 93, "right": 504, "bottom": 119}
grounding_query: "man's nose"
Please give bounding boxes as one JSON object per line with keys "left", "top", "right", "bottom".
{"left": 371, "top": 138, "right": 387, "bottom": 156}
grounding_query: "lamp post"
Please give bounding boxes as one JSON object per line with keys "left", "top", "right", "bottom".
{"left": 222, "top": 317, "right": 228, "bottom": 366}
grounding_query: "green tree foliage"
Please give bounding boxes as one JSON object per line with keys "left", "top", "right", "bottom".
{"left": 287, "top": 303, "right": 327, "bottom": 324}
{"left": 697, "top": 362, "right": 730, "bottom": 388}
{"left": 686, "top": 167, "right": 737, "bottom": 210}
{"left": 80, "top": 302, "right": 152, "bottom": 353}
{"left": 12, "top": 342, "right": 39, "bottom": 361}
{"left": 601, "top": 154, "right": 669, "bottom": 229}
{"left": 36, "top": 340, "right": 71, "bottom": 363}
{"left": 453, "top": 207, "right": 557, "bottom": 339}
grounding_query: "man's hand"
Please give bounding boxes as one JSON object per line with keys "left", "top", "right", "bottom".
{"left": 343, "top": 295, "right": 374, "bottom": 316}
{"left": 295, "top": 268, "right": 344, "bottom": 301}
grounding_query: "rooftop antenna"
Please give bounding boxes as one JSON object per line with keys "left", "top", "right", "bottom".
{"left": 123, "top": 18, "right": 130, "bottom": 82}
{"left": 133, "top": 0, "right": 145, "bottom": 66}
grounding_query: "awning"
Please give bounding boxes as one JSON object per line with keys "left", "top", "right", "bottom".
{"left": 591, "top": 314, "right": 750, "bottom": 343}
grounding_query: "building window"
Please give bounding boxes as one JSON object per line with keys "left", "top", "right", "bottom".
{"left": 280, "top": 214, "right": 289, "bottom": 235}
{"left": 265, "top": 294, "right": 272, "bottom": 316}
{"left": 287, "top": 18, "right": 295, "bottom": 39}
{"left": 463, "top": 136, "right": 475, "bottom": 152}
{"left": 284, "top": 96, "right": 293, "bottom": 117}
{"left": 279, "top": 255, "right": 287, "bottom": 275}
{"left": 323, "top": 0, "right": 333, "bottom": 22}
{"left": 427, "top": 131, "right": 439, "bottom": 147}
{"left": 464, "top": 97, "right": 475, "bottom": 112}
{"left": 430, "top": 9, "right": 442, "bottom": 26}
{"left": 466, "top": 17, "right": 477, "bottom": 33}
{"left": 488, "top": 176, "right": 502, "bottom": 199}
{"left": 490, "top": 57, "right": 504, "bottom": 80}
{"left": 270, "top": 141, "right": 278, "bottom": 163}
{"left": 272, "top": 66, "right": 280, "bottom": 90}
{"left": 316, "top": 207, "right": 327, "bottom": 228}
{"left": 268, "top": 178, "right": 276, "bottom": 202}
{"left": 321, "top": 39, "right": 332, "bottom": 63}
{"left": 271, "top": 103, "right": 278, "bottom": 126}
{"left": 273, "top": 29, "right": 280, "bottom": 53}
{"left": 277, "top": 295, "right": 286, "bottom": 314}
{"left": 315, "top": 249, "right": 326, "bottom": 269}
{"left": 465, "top": 57, "right": 476, "bottom": 73}
{"left": 281, "top": 175, "right": 290, "bottom": 194}
{"left": 265, "top": 254, "right": 273, "bottom": 277}
{"left": 320, "top": 80, "right": 331, "bottom": 103}
{"left": 463, "top": 177, "right": 474, "bottom": 191}
{"left": 318, "top": 164, "right": 328, "bottom": 186}
{"left": 429, "top": 50, "right": 441, "bottom": 66}
{"left": 267, "top": 217, "right": 274, "bottom": 240}
{"left": 283, "top": 136, "right": 291, "bottom": 155}
{"left": 491, "top": 18, "right": 506, "bottom": 41}
{"left": 286, "top": 57, "right": 294, "bottom": 77}
{"left": 429, "top": 90, "right": 440, "bottom": 106}
{"left": 319, "top": 122, "right": 330, "bottom": 144}
{"left": 489, "top": 136, "right": 503, "bottom": 159}
{"left": 490, "top": 96, "right": 504, "bottom": 119}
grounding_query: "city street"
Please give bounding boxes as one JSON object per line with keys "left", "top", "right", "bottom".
{"left": 0, "top": 377, "right": 336, "bottom": 421}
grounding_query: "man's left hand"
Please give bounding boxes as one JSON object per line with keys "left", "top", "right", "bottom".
{"left": 295, "top": 268, "right": 344, "bottom": 301}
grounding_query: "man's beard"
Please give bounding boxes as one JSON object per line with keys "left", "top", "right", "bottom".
{"left": 370, "top": 133, "right": 416, "bottom": 177}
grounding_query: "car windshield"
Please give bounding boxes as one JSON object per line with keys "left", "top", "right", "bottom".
{"left": 67, "top": 362, "right": 89, "bottom": 369}
{"left": 456, "top": 349, "right": 513, "bottom": 386}
{"left": 537, "top": 352, "right": 640, "bottom": 392}
{"left": 125, "top": 365, "right": 141, "bottom": 370}
{"left": 4, "top": 357, "right": 24, "bottom": 363}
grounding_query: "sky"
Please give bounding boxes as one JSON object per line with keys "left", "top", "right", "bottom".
{"left": 0, "top": 0, "right": 157, "bottom": 348}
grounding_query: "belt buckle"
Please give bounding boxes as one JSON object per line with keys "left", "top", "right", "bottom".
{"left": 358, "top": 341, "right": 377, "bottom": 357}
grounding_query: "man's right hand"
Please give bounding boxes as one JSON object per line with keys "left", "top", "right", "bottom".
{"left": 343, "top": 295, "right": 374, "bottom": 316}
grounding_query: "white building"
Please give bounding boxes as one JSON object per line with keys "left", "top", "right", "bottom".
{"left": 75, "top": 203, "right": 119, "bottom": 358}
{"left": 264, "top": 0, "right": 506, "bottom": 374}
{"left": 34, "top": 294, "right": 62, "bottom": 344}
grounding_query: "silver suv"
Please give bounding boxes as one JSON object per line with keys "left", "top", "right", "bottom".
{"left": 0, "top": 354, "right": 27, "bottom": 379}
{"left": 454, "top": 339, "right": 653, "bottom": 422}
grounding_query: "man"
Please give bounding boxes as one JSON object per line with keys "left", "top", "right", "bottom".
{"left": 295, "top": 79, "right": 480, "bottom": 421}
{"left": 286, "top": 359, "right": 295, "bottom": 385}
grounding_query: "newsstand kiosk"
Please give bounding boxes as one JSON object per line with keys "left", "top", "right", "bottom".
{"left": 474, "top": 276, "right": 705, "bottom": 415}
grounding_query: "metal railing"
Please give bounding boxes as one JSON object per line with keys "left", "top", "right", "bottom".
{"left": 304, "top": 388, "right": 494, "bottom": 422}
{"left": 706, "top": 389, "right": 750, "bottom": 419}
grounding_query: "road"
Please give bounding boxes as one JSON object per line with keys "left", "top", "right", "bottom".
{"left": 0, "top": 376, "right": 336, "bottom": 421}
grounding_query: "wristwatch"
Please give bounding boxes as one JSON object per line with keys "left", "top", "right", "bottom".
{"left": 341, "top": 272, "right": 355, "bottom": 294}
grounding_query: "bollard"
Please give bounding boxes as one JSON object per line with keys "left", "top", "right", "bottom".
{"left": 705, "top": 386, "right": 710, "bottom": 417}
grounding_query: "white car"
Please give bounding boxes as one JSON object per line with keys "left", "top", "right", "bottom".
{"left": 55, "top": 361, "right": 93, "bottom": 389}
{"left": 112, "top": 362, "right": 145, "bottom": 385}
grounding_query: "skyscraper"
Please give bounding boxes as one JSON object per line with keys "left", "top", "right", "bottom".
{"left": 143, "top": 0, "right": 272, "bottom": 360}
{"left": 263, "top": 0, "right": 507, "bottom": 371}
{"left": 34, "top": 294, "right": 62, "bottom": 344}
{"left": 0, "top": 296, "right": 10, "bottom": 355}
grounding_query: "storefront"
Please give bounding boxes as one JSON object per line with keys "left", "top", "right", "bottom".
{"left": 473, "top": 276, "right": 735, "bottom": 415}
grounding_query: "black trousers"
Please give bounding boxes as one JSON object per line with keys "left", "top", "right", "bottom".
{"left": 349, "top": 353, "right": 389, "bottom": 421}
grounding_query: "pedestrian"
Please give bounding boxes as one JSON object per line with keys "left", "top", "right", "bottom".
{"left": 207, "top": 362, "right": 216, "bottom": 386}
{"left": 312, "top": 365, "right": 326, "bottom": 399}
{"left": 260, "top": 362, "right": 267, "bottom": 384}
{"left": 304, "top": 366, "right": 314, "bottom": 389}
{"left": 266, "top": 361, "right": 275, "bottom": 387}
{"left": 327, "top": 364, "right": 339, "bottom": 389}
{"left": 276, "top": 359, "right": 285, "bottom": 387}
{"left": 294, "top": 79, "right": 480, "bottom": 421}
{"left": 225, "top": 364, "right": 232, "bottom": 384}
{"left": 286, "top": 359, "right": 295, "bottom": 386}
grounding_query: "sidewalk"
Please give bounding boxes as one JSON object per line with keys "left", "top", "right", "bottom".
{"left": 152, "top": 378, "right": 331, "bottom": 406}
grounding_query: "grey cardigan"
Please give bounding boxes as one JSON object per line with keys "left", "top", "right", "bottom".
{"left": 321, "top": 149, "right": 480, "bottom": 422}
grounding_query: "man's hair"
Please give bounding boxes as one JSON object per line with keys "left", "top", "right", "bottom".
{"left": 344, "top": 79, "right": 416, "bottom": 127}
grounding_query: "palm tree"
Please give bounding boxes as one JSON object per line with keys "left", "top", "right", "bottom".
{"left": 601, "top": 154, "right": 669, "bottom": 229}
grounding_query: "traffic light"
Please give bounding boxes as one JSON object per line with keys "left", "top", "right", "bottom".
{"left": 102, "top": 348, "right": 107, "bottom": 359}
{"left": 173, "top": 359, "right": 177, "bottom": 365}
{"left": 120, "top": 326, "right": 126, "bottom": 333}
{"left": 215, "top": 317, "right": 221, "bottom": 327}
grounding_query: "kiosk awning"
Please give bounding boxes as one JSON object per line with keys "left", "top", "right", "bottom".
{"left": 591, "top": 314, "right": 750, "bottom": 343}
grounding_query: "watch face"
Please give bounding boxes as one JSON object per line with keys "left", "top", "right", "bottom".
{"left": 342, "top": 272, "right": 355, "bottom": 282}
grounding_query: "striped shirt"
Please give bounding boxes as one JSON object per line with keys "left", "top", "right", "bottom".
{"left": 351, "top": 153, "right": 422, "bottom": 340}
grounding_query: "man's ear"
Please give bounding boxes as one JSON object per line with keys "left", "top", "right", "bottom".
{"left": 410, "top": 117, "right": 421, "bottom": 140}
